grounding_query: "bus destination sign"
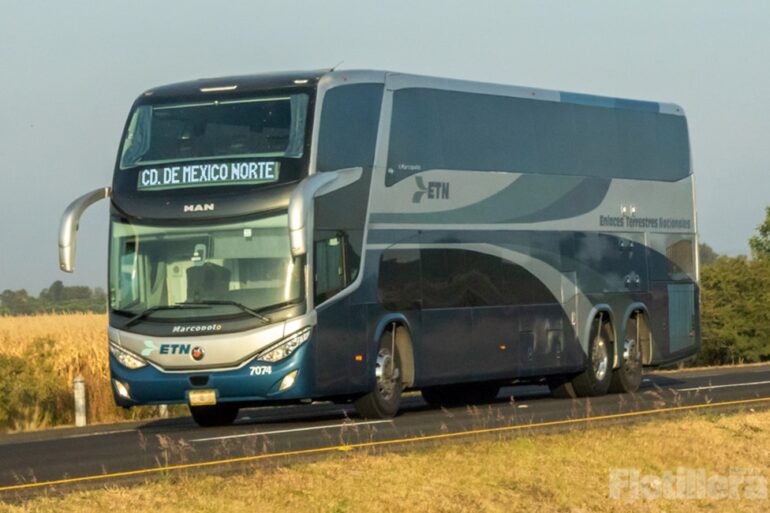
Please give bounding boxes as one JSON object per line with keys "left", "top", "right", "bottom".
{"left": 137, "top": 161, "right": 280, "bottom": 191}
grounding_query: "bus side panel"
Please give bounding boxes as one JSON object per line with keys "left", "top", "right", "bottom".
{"left": 646, "top": 233, "right": 700, "bottom": 364}
{"left": 313, "top": 297, "right": 355, "bottom": 396}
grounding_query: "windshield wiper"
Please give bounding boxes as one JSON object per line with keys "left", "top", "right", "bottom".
{"left": 124, "top": 304, "right": 210, "bottom": 327}
{"left": 182, "top": 299, "right": 271, "bottom": 324}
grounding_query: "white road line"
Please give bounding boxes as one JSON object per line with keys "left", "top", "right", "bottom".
{"left": 61, "top": 429, "right": 136, "bottom": 440}
{"left": 189, "top": 420, "right": 393, "bottom": 443}
{"left": 675, "top": 380, "right": 770, "bottom": 392}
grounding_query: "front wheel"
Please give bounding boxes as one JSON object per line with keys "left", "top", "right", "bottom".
{"left": 189, "top": 404, "right": 239, "bottom": 427}
{"left": 354, "top": 332, "right": 403, "bottom": 419}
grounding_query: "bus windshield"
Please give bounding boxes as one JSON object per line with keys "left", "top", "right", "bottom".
{"left": 119, "top": 94, "right": 309, "bottom": 169}
{"left": 109, "top": 213, "right": 303, "bottom": 321}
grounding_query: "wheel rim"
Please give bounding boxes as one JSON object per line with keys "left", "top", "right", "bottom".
{"left": 375, "top": 347, "right": 400, "bottom": 401}
{"left": 592, "top": 336, "right": 609, "bottom": 381}
{"left": 622, "top": 337, "right": 642, "bottom": 374}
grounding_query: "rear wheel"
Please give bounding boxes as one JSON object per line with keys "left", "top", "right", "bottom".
{"left": 189, "top": 404, "right": 239, "bottom": 427}
{"left": 572, "top": 316, "right": 614, "bottom": 397}
{"left": 609, "top": 314, "right": 644, "bottom": 393}
{"left": 421, "top": 383, "right": 500, "bottom": 407}
{"left": 354, "top": 331, "right": 403, "bottom": 419}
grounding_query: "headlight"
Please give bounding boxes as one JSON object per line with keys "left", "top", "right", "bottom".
{"left": 109, "top": 343, "right": 147, "bottom": 369}
{"left": 258, "top": 328, "right": 312, "bottom": 363}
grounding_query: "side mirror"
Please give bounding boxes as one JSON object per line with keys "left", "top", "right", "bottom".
{"left": 59, "top": 187, "right": 111, "bottom": 272}
{"left": 287, "top": 173, "right": 337, "bottom": 257}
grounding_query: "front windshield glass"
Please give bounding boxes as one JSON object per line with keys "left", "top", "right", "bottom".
{"left": 120, "top": 94, "right": 309, "bottom": 169}
{"left": 109, "top": 213, "right": 303, "bottom": 321}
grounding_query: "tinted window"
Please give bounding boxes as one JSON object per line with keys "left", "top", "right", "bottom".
{"left": 420, "top": 249, "right": 470, "bottom": 309}
{"left": 465, "top": 251, "right": 555, "bottom": 306}
{"left": 378, "top": 247, "right": 557, "bottom": 310}
{"left": 387, "top": 88, "right": 690, "bottom": 185}
{"left": 496, "top": 258, "right": 555, "bottom": 305}
{"left": 378, "top": 249, "right": 421, "bottom": 311}
{"left": 465, "top": 251, "right": 506, "bottom": 306}
{"left": 317, "top": 84, "right": 384, "bottom": 172}
{"left": 121, "top": 94, "right": 308, "bottom": 169}
{"left": 314, "top": 234, "right": 346, "bottom": 305}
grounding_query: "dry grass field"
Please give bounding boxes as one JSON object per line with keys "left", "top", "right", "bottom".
{"left": 0, "top": 314, "right": 169, "bottom": 431}
{"left": 0, "top": 313, "right": 106, "bottom": 373}
{"left": 2, "top": 409, "right": 768, "bottom": 512}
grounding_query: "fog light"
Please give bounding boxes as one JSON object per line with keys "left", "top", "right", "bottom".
{"left": 279, "top": 370, "right": 298, "bottom": 391}
{"left": 113, "top": 379, "right": 131, "bottom": 399}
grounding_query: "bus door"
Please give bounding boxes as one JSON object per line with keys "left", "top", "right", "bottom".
{"left": 313, "top": 233, "right": 355, "bottom": 395}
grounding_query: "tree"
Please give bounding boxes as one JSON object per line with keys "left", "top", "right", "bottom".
{"left": 2, "top": 283, "right": 106, "bottom": 315}
{"left": 61, "top": 286, "right": 92, "bottom": 301}
{"left": 93, "top": 287, "right": 107, "bottom": 302}
{"left": 697, "top": 255, "right": 770, "bottom": 365}
{"left": 698, "top": 242, "right": 720, "bottom": 266}
{"left": 48, "top": 280, "right": 65, "bottom": 302}
{"left": 749, "top": 206, "right": 770, "bottom": 259}
{"left": 0, "top": 289, "right": 32, "bottom": 315}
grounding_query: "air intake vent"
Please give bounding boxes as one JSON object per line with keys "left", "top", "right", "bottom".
{"left": 189, "top": 375, "right": 209, "bottom": 387}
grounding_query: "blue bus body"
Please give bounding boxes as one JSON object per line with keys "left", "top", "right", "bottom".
{"left": 61, "top": 70, "right": 699, "bottom": 423}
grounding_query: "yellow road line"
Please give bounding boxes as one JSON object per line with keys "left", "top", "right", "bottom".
{"left": 2, "top": 395, "right": 769, "bottom": 493}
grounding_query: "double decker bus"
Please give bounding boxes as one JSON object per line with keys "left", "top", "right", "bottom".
{"left": 59, "top": 70, "right": 699, "bottom": 426}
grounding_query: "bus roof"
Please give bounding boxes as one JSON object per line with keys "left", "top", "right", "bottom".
{"left": 139, "top": 69, "right": 685, "bottom": 116}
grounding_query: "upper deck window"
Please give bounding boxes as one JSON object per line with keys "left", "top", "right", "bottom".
{"left": 316, "top": 84, "right": 383, "bottom": 172}
{"left": 387, "top": 88, "right": 690, "bottom": 185}
{"left": 120, "top": 94, "right": 309, "bottom": 169}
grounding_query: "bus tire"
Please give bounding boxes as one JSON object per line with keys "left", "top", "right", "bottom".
{"left": 189, "top": 404, "right": 239, "bottom": 427}
{"left": 422, "top": 383, "right": 500, "bottom": 407}
{"left": 609, "top": 315, "right": 644, "bottom": 393}
{"left": 570, "top": 316, "right": 614, "bottom": 397}
{"left": 547, "top": 378, "right": 577, "bottom": 399}
{"left": 353, "top": 331, "right": 403, "bottom": 419}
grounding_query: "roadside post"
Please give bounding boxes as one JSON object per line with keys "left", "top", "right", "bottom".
{"left": 74, "top": 375, "right": 87, "bottom": 427}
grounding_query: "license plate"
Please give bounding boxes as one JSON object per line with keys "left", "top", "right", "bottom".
{"left": 188, "top": 389, "right": 217, "bottom": 406}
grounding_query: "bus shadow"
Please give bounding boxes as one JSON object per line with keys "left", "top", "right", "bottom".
{"left": 133, "top": 379, "right": 680, "bottom": 434}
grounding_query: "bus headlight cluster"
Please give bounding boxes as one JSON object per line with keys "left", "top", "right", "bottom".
{"left": 258, "top": 328, "right": 312, "bottom": 363}
{"left": 109, "top": 343, "right": 148, "bottom": 369}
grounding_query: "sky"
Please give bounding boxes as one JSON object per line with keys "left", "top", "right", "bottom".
{"left": 1, "top": 1, "right": 769, "bottom": 294}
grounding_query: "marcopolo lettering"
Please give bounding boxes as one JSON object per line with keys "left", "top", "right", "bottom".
{"left": 137, "top": 161, "right": 280, "bottom": 191}
{"left": 172, "top": 324, "right": 223, "bottom": 334}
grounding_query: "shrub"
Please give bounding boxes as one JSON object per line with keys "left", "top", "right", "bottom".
{"left": 0, "top": 338, "right": 73, "bottom": 430}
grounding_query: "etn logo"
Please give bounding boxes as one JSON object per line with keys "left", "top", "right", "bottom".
{"left": 412, "top": 176, "right": 450, "bottom": 203}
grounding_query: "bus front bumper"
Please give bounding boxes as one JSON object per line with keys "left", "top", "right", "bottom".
{"left": 109, "top": 343, "right": 312, "bottom": 408}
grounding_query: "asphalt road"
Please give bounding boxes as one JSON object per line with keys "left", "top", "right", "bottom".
{"left": 2, "top": 363, "right": 770, "bottom": 498}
